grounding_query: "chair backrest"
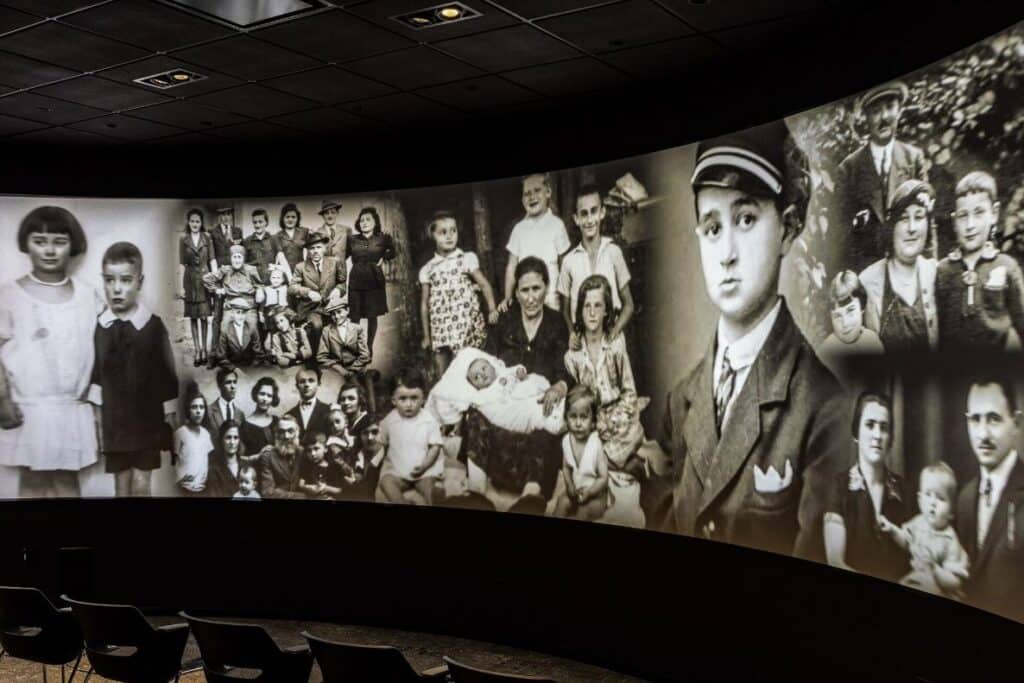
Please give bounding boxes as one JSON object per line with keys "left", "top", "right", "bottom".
{"left": 303, "top": 631, "right": 422, "bottom": 682}
{"left": 0, "top": 586, "right": 81, "bottom": 664}
{"left": 444, "top": 656, "right": 557, "bottom": 683}
{"left": 62, "top": 595, "right": 155, "bottom": 648}
{"left": 184, "top": 612, "right": 282, "bottom": 671}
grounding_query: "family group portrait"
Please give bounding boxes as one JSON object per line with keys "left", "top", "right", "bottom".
{"left": 0, "top": 19, "right": 1022, "bottom": 624}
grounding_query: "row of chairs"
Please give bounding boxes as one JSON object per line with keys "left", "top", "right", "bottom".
{"left": 0, "top": 586, "right": 555, "bottom": 682}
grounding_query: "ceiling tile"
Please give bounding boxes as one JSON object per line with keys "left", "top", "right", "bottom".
{"left": 189, "top": 83, "right": 316, "bottom": 119}
{"left": 501, "top": 57, "right": 627, "bottom": 97}
{"left": 0, "top": 50, "right": 78, "bottom": 88}
{"left": 347, "top": 0, "right": 519, "bottom": 43}
{"left": 98, "top": 55, "right": 243, "bottom": 95}
{"left": 127, "top": 100, "right": 249, "bottom": 130}
{"left": 69, "top": 112, "right": 185, "bottom": 139}
{"left": 433, "top": 24, "right": 579, "bottom": 72}
{"left": 0, "top": 0, "right": 103, "bottom": 16}
{"left": 602, "top": 34, "right": 722, "bottom": 78}
{"left": 267, "top": 105, "right": 369, "bottom": 132}
{"left": 537, "top": 0, "right": 692, "bottom": 54}
{"left": 12, "top": 125, "right": 113, "bottom": 143}
{"left": 659, "top": 0, "right": 826, "bottom": 31}
{"left": 34, "top": 75, "right": 170, "bottom": 110}
{"left": 207, "top": 120, "right": 304, "bottom": 140}
{"left": 341, "top": 92, "right": 458, "bottom": 124}
{"left": 172, "top": 35, "right": 321, "bottom": 81}
{"left": 0, "top": 112, "right": 48, "bottom": 135}
{"left": 61, "top": 0, "right": 235, "bottom": 51}
{"left": 252, "top": 10, "right": 413, "bottom": 63}
{"left": 0, "top": 92, "right": 105, "bottom": 124}
{"left": 489, "top": 0, "right": 619, "bottom": 19}
{"left": 343, "top": 46, "right": 483, "bottom": 90}
{"left": 712, "top": 14, "right": 820, "bottom": 49}
{"left": 0, "top": 22, "right": 148, "bottom": 70}
{"left": 261, "top": 66, "right": 394, "bottom": 104}
{"left": 0, "top": 5, "right": 39, "bottom": 33}
{"left": 144, "top": 130, "right": 222, "bottom": 144}
{"left": 417, "top": 75, "right": 540, "bottom": 110}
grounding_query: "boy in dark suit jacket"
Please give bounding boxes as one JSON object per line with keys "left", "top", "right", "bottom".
{"left": 212, "top": 297, "right": 262, "bottom": 368}
{"left": 286, "top": 365, "right": 332, "bottom": 437}
{"left": 205, "top": 367, "right": 245, "bottom": 436}
{"left": 955, "top": 377, "right": 1024, "bottom": 622}
{"left": 316, "top": 292, "right": 370, "bottom": 379}
{"left": 288, "top": 231, "right": 346, "bottom": 353}
{"left": 834, "top": 81, "right": 928, "bottom": 274}
{"left": 659, "top": 121, "right": 847, "bottom": 561}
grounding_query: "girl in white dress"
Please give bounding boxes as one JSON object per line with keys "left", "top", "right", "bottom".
{"left": 550, "top": 385, "right": 608, "bottom": 521}
{"left": 0, "top": 206, "right": 102, "bottom": 498}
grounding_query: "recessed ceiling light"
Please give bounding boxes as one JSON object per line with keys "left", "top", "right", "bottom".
{"left": 135, "top": 68, "right": 206, "bottom": 89}
{"left": 393, "top": 2, "right": 480, "bottom": 29}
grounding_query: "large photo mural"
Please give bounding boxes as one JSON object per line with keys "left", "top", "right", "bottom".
{"left": 1, "top": 22, "right": 1022, "bottom": 623}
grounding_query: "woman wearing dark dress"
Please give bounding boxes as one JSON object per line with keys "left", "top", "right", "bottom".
{"left": 180, "top": 208, "right": 216, "bottom": 366}
{"left": 824, "top": 392, "right": 911, "bottom": 582}
{"left": 459, "top": 257, "right": 570, "bottom": 511}
{"left": 859, "top": 180, "right": 939, "bottom": 353}
{"left": 206, "top": 419, "right": 245, "bottom": 498}
{"left": 240, "top": 377, "right": 279, "bottom": 469}
{"left": 347, "top": 207, "right": 396, "bottom": 358}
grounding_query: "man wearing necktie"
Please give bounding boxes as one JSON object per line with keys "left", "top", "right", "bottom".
{"left": 834, "top": 81, "right": 928, "bottom": 274}
{"left": 288, "top": 231, "right": 346, "bottom": 353}
{"left": 285, "top": 365, "right": 331, "bottom": 438}
{"left": 956, "top": 376, "right": 1024, "bottom": 622}
{"left": 205, "top": 367, "right": 246, "bottom": 436}
{"left": 658, "top": 120, "right": 847, "bottom": 561}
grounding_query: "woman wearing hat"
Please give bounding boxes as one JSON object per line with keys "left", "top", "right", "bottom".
{"left": 347, "top": 206, "right": 396, "bottom": 360}
{"left": 858, "top": 179, "right": 939, "bottom": 352}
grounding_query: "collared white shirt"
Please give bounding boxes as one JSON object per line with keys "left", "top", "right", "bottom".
{"left": 870, "top": 139, "right": 895, "bottom": 177}
{"left": 978, "top": 449, "right": 1019, "bottom": 546}
{"left": 299, "top": 399, "right": 315, "bottom": 428}
{"left": 556, "top": 237, "right": 631, "bottom": 322}
{"left": 233, "top": 321, "right": 245, "bottom": 346}
{"left": 218, "top": 397, "right": 237, "bottom": 424}
{"left": 712, "top": 298, "right": 782, "bottom": 429}
{"left": 506, "top": 208, "right": 570, "bottom": 310}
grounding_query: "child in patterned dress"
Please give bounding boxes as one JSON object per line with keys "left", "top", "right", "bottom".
{"left": 418, "top": 211, "right": 499, "bottom": 379}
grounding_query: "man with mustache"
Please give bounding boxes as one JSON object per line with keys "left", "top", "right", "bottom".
{"left": 835, "top": 82, "right": 928, "bottom": 274}
{"left": 659, "top": 121, "right": 846, "bottom": 560}
{"left": 258, "top": 414, "right": 304, "bottom": 499}
{"left": 956, "top": 377, "right": 1024, "bottom": 622}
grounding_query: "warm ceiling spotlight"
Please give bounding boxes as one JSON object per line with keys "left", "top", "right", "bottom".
{"left": 134, "top": 68, "right": 206, "bottom": 89}
{"left": 393, "top": 2, "right": 480, "bottom": 29}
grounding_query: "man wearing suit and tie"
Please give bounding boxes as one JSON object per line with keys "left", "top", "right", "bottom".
{"left": 286, "top": 365, "right": 332, "bottom": 437}
{"left": 208, "top": 206, "right": 244, "bottom": 349}
{"left": 317, "top": 291, "right": 370, "bottom": 379}
{"left": 206, "top": 367, "right": 246, "bottom": 436}
{"left": 309, "top": 199, "right": 349, "bottom": 263}
{"left": 835, "top": 82, "right": 928, "bottom": 274}
{"left": 956, "top": 376, "right": 1024, "bottom": 622}
{"left": 212, "top": 298, "right": 262, "bottom": 368}
{"left": 659, "top": 121, "right": 847, "bottom": 561}
{"left": 288, "top": 231, "right": 346, "bottom": 353}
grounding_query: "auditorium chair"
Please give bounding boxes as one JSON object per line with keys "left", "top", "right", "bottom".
{"left": 0, "top": 586, "right": 86, "bottom": 682}
{"left": 303, "top": 631, "right": 448, "bottom": 681}
{"left": 183, "top": 612, "right": 313, "bottom": 682}
{"left": 444, "top": 655, "right": 557, "bottom": 682}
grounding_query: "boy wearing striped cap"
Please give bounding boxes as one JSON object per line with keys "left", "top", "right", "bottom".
{"left": 660, "top": 120, "right": 846, "bottom": 561}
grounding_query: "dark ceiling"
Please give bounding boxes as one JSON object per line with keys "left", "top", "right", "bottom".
{"left": 0, "top": 0, "right": 1019, "bottom": 196}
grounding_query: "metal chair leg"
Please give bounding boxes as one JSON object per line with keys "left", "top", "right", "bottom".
{"left": 43, "top": 663, "right": 49, "bottom": 683}
{"left": 61, "top": 663, "right": 66, "bottom": 683}
{"left": 82, "top": 668, "right": 93, "bottom": 683}
{"left": 66, "top": 651, "right": 83, "bottom": 683}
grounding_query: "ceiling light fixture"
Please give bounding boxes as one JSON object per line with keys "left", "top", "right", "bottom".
{"left": 135, "top": 68, "right": 206, "bottom": 89}
{"left": 160, "top": 0, "right": 325, "bottom": 28}
{"left": 393, "top": 2, "right": 480, "bottom": 30}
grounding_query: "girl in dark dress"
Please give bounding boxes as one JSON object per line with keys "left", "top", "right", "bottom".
{"left": 180, "top": 208, "right": 216, "bottom": 366}
{"left": 459, "top": 257, "right": 571, "bottom": 510}
{"left": 347, "top": 207, "right": 396, "bottom": 358}
{"left": 824, "top": 392, "right": 911, "bottom": 582}
{"left": 206, "top": 419, "right": 245, "bottom": 498}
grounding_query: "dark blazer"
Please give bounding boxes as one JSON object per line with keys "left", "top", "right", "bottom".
{"left": 286, "top": 398, "right": 332, "bottom": 437}
{"left": 214, "top": 321, "right": 262, "bottom": 366}
{"left": 659, "top": 301, "right": 847, "bottom": 561}
{"left": 209, "top": 224, "right": 244, "bottom": 265}
{"left": 259, "top": 446, "right": 304, "bottom": 499}
{"left": 205, "top": 398, "right": 246, "bottom": 437}
{"left": 288, "top": 256, "right": 346, "bottom": 321}
{"left": 834, "top": 140, "right": 928, "bottom": 273}
{"left": 316, "top": 321, "right": 370, "bottom": 374}
{"left": 956, "top": 454, "right": 1024, "bottom": 622}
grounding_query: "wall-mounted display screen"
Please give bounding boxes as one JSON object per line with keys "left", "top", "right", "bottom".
{"left": 2, "top": 22, "right": 1022, "bottom": 623}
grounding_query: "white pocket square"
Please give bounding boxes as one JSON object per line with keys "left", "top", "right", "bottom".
{"left": 753, "top": 460, "right": 794, "bottom": 494}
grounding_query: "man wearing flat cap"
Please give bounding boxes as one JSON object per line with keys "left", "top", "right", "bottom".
{"left": 658, "top": 120, "right": 847, "bottom": 561}
{"left": 835, "top": 81, "right": 928, "bottom": 274}
{"left": 316, "top": 290, "right": 370, "bottom": 378}
{"left": 288, "top": 230, "right": 346, "bottom": 352}
{"left": 212, "top": 297, "right": 262, "bottom": 368}
{"left": 309, "top": 199, "right": 349, "bottom": 263}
